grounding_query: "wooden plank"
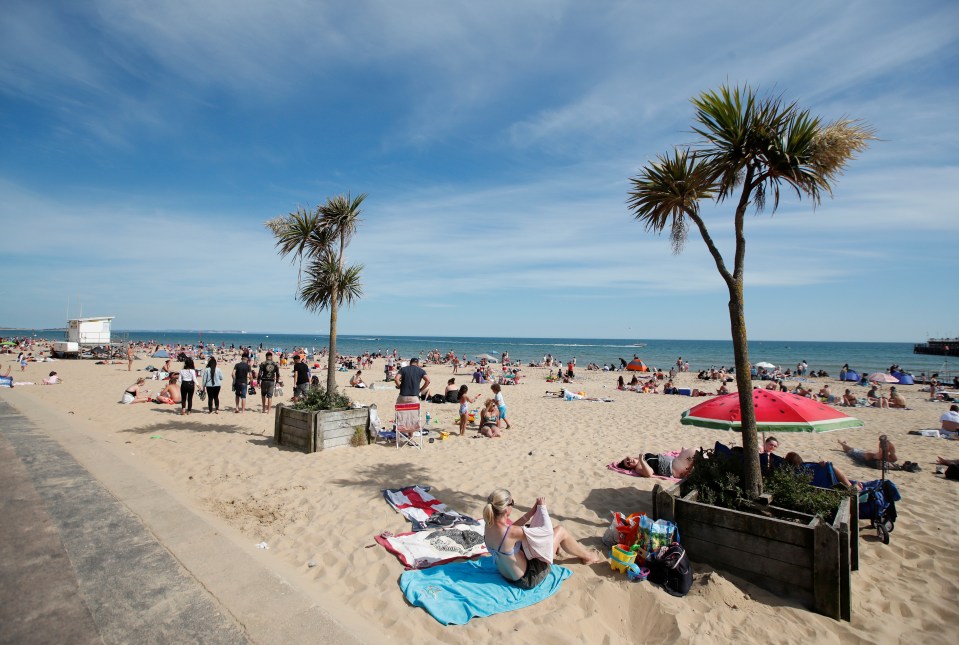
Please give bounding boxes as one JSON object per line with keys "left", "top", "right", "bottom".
{"left": 318, "top": 434, "right": 353, "bottom": 450}
{"left": 681, "top": 520, "right": 813, "bottom": 567}
{"left": 675, "top": 499, "right": 813, "bottom": 548}
{"left": 283, "top": 408, "right": 312, "bottom": 422}
{"left": 812, "top": 519, "right": 840, "bottom": 620}
{"left": 654, "top": 485, "right": 677, "bottom": 523}
{"left": 767, "top": 505, "right": 816, "bottom": 524}
{"left": 682, "top": 535, "right": 813, "bottom": 591}
{"left": 316, "top": 418, "right": 364, "bottom": 433}
{"left": 848, "top": 496, "right": 859, "bottom": 571}
{"left": 273, "top": 403, "right": 283, "bottom": 444}
{"left": 314, "top": 408, "right": 368, "bottom": 423}
{"left": 280, "top": 416, "right": 311, "bottom": 431}
{"left": 837, "top": 514, "right": 851, "bottom": 621}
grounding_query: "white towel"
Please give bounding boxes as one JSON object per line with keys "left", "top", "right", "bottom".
{"left": 522, "top": 505, "right": 555, "bottom": 564}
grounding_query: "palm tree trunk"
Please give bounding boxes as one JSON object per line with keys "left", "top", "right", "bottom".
{"left": 327, "top": 299, "right": 338, "bottom": 395}
{"left": 728, "top": 279, "right": 762, "bottom": 498}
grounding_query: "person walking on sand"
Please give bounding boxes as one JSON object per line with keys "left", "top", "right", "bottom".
{"left": 483, "top": 490, "right": 602, "bottom": 590}
{"left": 491, "top": 382, "right": 511, "bottom": 429}
{"left": 257, "top": 351, "right": 281, "bottom": 413}
{"left": 291, "top": 354, "right": 310, "bottom": 401}
{"left": 232, "top": 355, "right": 251, "bottom": 413}
{"left": 201, "top": 357, "right": 223, "bottom": 414}
{"left": 179, "top": 357, "right": 198, "bottom": 416}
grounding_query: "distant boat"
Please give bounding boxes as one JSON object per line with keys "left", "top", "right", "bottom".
{"left": 914, "top": 338, "right": 959, "bottom": 357}
{"left": 628, "top": 343, "right": 647, "bottom": 348}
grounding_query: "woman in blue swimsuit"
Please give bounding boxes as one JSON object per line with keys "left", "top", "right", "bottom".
{"left": 482, "top": 489, "right": 602, "bottom": 589}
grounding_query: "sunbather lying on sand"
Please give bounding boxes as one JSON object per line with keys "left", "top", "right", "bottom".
{"left": 617, "top": 448, "right": 697, "bottom": 479}
{"left": 838, "top": 436, "right": 897, "bottom": 467}
{"left": 483, "top": 490, "right": 602, "bottom": 590}
{"left": 784, "top": 452, "right": 860, "bottom": 489}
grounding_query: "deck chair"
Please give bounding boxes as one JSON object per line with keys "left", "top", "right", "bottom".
{"left": 394, "top": 401, "right": 423, "bottom": 449}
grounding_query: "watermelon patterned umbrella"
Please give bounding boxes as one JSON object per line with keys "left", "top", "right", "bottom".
{"left": 680, "top": 388, "right": 864, "bottom": 433}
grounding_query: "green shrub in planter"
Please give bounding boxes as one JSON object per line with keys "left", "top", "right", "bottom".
{"left": 684, "top": 449, "right": 849, "bottom": 521}
{"left": 291, "top": 386, "right": 353, "bottom": 412}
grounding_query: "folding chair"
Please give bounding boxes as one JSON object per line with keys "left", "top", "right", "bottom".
{"left": 394, "top": 401, "right": 423, "bottom": 449}
{"left": 368, "top": 404, "right": 391, "bottom": 445}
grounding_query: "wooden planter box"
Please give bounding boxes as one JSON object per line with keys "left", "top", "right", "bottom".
{"left": 273, "top": 404, "right": 371, "bottom": 453}
{"left": 652, "top": 483, "right": 858, "bottom": 621}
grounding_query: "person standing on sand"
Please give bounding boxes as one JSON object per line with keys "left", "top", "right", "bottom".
{"left": 232, "top": 355, "right": 251, "bottom": 413}
{"left": 201, "top": 357, "right": 223, "bottom": 414}
{"left": 291, "top": 354, "right": 310, "bottom": 401}
{"left": 491, "top": 382, "right": 511, "bottom": 429}
{"left": 179, "top": 357, "right": 197, "bottom": 415}
{"left": 257, "top": 351, "right": 281, "bottom": 413}
{"left": 395, "top": 356, "right": 429, "bottom": 403}
{"left": 127, "top": 344, "right": 134, "bottom": 371}
{"left": 457, "top": 385, "right": 479, "bottom": 435}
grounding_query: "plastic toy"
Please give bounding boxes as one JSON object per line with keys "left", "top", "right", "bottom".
{"left": 609, "top": 544, "right": 636, "bottom": 573}
{"left": 609, "top": 545, "right": 649, "bottom": 582}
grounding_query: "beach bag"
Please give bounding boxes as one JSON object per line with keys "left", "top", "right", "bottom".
{"left": 275, "top": 386, "right": 284, "bottom": 397}
{"left": 248, "top": 384, "right": 256, "bottom": 395}
{"left": 633, "top": 514, "right": 654, "bottom": 562}
{"left": 430, "top": 393, "right": 446, "bottom": 404}
{"left": 198, "top": 389, "right": 206, "bottom": 401}
{"left": 649, "top": 519, "right": 679, "bottom": 554}
{"left": 602, "top": 512, "right": 644, "bottom": 548}
{"left": 647, "top": 543, "right": 693, "bottom": 597}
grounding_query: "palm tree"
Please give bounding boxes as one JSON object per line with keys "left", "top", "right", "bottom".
{"left": 627, "top": 85, "right": 874, "bottom": 498}
{"left": 266, "top": 193, "right": 366, "bottom": 395}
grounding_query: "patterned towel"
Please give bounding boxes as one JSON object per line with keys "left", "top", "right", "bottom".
{"left": 382, "top": 485, "right": 479, "bottom": 530}
{"left": 376, "top": 524, "right": 488, "bottom": 569}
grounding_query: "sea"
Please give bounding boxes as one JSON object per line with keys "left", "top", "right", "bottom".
{"left": 3, "top": 329, "right": 955, "bottom": 378}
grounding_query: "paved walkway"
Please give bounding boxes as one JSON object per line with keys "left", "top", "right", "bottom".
{"left": 0, "top": 399, "right": 364, "bottom": 645}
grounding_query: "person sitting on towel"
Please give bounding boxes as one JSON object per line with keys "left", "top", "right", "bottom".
{"left": 617, "top": 448, "right": 697, "bottom": 479}
{"left": 483, "top": 490, "right": 601, "bottom": 590}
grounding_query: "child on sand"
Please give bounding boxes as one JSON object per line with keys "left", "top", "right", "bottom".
{"left": 457, "top": 385, "right": 479, "bottom": 435}
{"left": 491, "top": 383, "right": 511, "bottom": 429}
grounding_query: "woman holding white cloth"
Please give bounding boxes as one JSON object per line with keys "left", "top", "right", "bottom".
{"left": 483, "top": 490, "right": 602, "bottom": 590}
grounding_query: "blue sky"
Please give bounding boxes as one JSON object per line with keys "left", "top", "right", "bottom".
{"left": 1, "top": 0, "right": 957, "bottom": 342}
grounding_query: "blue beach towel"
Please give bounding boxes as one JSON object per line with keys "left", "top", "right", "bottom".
{"left": 399, "top": 556, "right": 571, "bottom": 625}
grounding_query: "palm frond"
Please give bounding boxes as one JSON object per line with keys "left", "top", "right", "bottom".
{"left": 299, "top": 253, "right": 364, "bottom": 313}
{"left": 268, "top": 207, "right": 323, "bottom": 261}
{"left": 319, "top": 193, "right": 366, "bottom": 254}
{"left": 627, "top": 148, "right": 714, "bottom": 253}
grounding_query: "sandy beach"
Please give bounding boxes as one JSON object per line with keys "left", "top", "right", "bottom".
{"left": 3, "top": 350, "right": 958, "bottom": 644}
